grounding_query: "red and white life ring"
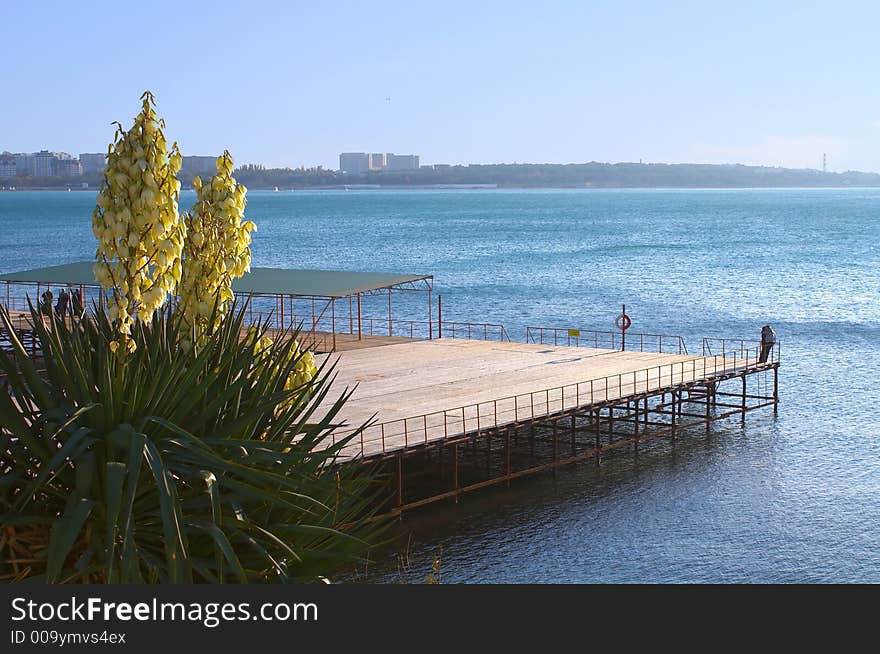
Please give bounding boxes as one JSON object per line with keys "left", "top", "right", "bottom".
{"left": 615, "top": 314, "right": 632, "bottom": 331}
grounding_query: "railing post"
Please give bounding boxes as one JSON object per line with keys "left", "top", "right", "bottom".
{"left": 388, "top": 288, "right": 393, "bottom": 336}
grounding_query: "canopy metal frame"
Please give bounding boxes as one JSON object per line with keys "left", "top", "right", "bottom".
{"left": 1, "top": 264, "right": 434, "bottom": 352}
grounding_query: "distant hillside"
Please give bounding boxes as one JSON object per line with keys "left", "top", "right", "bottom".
{"left": 5, "top": 161, "right": 880, "bottom": 190}
{"left": 229, "top": 162, "right": 880, "bottom": 189}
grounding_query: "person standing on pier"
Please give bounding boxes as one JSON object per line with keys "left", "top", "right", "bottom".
{"left": 70, "top": 288, "right": 84, "bottom": 318}
{"left": 54, "top": 288, "right": 69, "bottom": 318}
{"left": 39, "top": 289, "right": 53, "bottom": 316}
{"left": 759, "top": 324, "right": 776, "bottom": 363}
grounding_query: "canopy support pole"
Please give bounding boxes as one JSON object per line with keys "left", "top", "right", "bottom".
{"left": 428, "top": 288, "right": 433, "bottom": 339}
{"left": 331, "top": 299, "right": 336, "bottom": 351}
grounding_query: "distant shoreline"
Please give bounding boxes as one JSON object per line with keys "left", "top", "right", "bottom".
{"left": 5, "top": 160, "right": 880, "bottom": 192}
{"left": 5, "top": 184, "right": 880, "bottom": 193}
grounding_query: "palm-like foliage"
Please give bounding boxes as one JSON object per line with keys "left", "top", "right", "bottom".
{"left": 0, "top": 302, "right": 383, "bottom": 583}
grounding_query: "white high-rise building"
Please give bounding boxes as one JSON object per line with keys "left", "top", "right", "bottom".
{"left": 33, "top": 150, "right": 58, "bottom": 177}
{"left": 15, "top": 153, "right": 35, "bottom": 176}
{"left": 181, "top": 155, "right": 217, "bottom": 175}
{"left": 79, "top": 153, "right": 107, "bottom": 175}
{"left": 339, "top": 152, "right": 370, "bottom": 174}
{"left": 386, "top": 153, "right": 420, "bottom": 171}
{"left": 55, "top": 158, "right": 82, "bottom": 177}
{"left": 0, "top": 155, "right": 15, "bottom": 178}
{"left": 369, "top": 153, "right": 386, "bottom": 170}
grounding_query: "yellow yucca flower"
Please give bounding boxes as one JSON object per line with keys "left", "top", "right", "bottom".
{"left": 179, "top": 150, "right": 255, "bottom": 345}
{"left": 91, "top": 91, "right": 185, "bottom": 352}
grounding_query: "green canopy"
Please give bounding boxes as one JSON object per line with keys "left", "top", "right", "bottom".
{"left": 0, "top": 262, "right": 431, "bottom": 298}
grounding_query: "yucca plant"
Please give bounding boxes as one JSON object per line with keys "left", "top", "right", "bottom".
{"left": 0, "top": 301, "right": 383, "bottom": 583}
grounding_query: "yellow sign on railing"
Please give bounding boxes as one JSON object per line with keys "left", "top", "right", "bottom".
{"left": 567, "top": 329, "right": 580, "bottom": 338}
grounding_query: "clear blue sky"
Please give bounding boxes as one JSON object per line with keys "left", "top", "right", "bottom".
{"left": 3, "top": 0, "right": 880, "bottom": 171}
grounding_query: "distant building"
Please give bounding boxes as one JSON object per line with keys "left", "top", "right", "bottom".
{"left": 181, "top": 155, "right": 217, "bottom": 175}
{"left": 33, "top": 150, "right": 58, "bottom": 177}
{"left": 55, "top": 158, "right": 82, "bottom": 177}
{"left": 339, "top": 152, "right": 370, "bottom": 175}
{"left": 369, "top": 153, "right": 386, "bottom": 171}
{"left": 385, "top": 153, "right": 420, "bottom": 171}
{"left": 340, "top": 151, "right": 420, "bottom": 173}
{"left": 15, "top": 153, "right": 35, "bottom": 176}
{"left": 0, "top": 155, "right": 15, "bottom": 178}
{"left": 79, "top": 153, "right": 107, "bottom": 175}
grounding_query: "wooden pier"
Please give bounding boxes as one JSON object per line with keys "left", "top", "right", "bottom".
{"left": 0, "top": 263, "right": 781, "bottom": 517}
{"left": 1, "top": 295, "right": 779, "bottom": 517}
{"left": 316, "top": 337, "right": 779, "bottom": 513}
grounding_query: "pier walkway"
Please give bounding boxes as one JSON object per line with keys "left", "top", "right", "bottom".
{"left": 320, "top": 338, "right": 777, "bottom": 461}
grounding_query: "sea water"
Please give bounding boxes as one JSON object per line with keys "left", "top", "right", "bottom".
{"left": 1, "top": 188, "right": 878, "bottom": 582}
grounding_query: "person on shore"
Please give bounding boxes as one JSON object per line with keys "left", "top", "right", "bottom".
{"left": 759, "top": 324, "right": 776, "bottom": 363}
{"left": 39, "top": 289, "right": 53, "bottom": 316}
{"left": 55, "top": 288, "right": 69, "bottom": 318}
{"left": 70, "top": 288, "right": 84, "bottom": 318}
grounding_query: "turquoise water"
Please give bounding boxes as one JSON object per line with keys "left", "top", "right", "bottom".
{"left": 1, "top": 188, "right": 878, "bottom": 582}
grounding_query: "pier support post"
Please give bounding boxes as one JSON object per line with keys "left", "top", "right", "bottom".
{"left": 705, "top": 386, "right": 711, "bottom": 431}
{"left": 485, "top": 432, "right": 492, "bottom": 473}
{"left": 571, "top": 414, "right": 576, "bottom": 454}
{"left": 452, "top": 444, "right": 459, "bottom": 502}
{"left": 553, "top": 419, "right": 559, "bottom": 476}
{"left": 741, "top": 374, "right": 747, "bottom": 422}
{"left": 396, "top": 455, "right": 403, "bottom": 508}
{"left": 529, "top": 423, "right": 535, "bottom": 458}
{"left": 634, "top": 400, "right": 640, "bottom": 449}
{"left": 773, "top": 366, "right": 779, "bottom": 414}
{"left": 505, "top": 428, "right": 512, "bottom": 486}
{"left": 608, "top": 406, "right": 614, "bottom": 443}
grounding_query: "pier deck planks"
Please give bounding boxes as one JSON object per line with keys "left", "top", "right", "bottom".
{"left": 315, "top": 338, "right": 755, "bottom": 459}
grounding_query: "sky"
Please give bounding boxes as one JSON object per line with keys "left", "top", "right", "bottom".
{"left": 3, "top": 0, "right": 880, "bottom": 172}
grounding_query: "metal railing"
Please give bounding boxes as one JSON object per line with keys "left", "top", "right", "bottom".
{"left": 526, "top": 326, "right": 688, "bottom": 354}
{"left": 441, "top": 320, "right": 511, "bottom": 342}
{"left": 702, "top": 337, "right": 780, "bottom": 364}
{"left": 250, "top": 310, "right": 511, "bottom": 348}
{"left": 331, "top": 342, "right": 778, "bottom": 459}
